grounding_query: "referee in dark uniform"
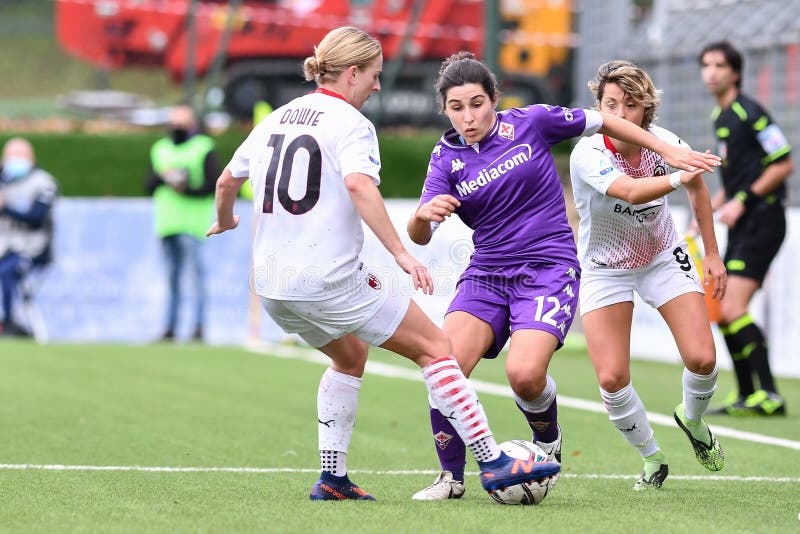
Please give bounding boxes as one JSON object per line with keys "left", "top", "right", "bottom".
{"left": 698, "top": 41, "right": 792, "bottom": 416}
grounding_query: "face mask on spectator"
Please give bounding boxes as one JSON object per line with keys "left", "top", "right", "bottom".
{"left": 1, "top": 156, "right": 33, "bottom": 181}
{"left": 171, "top": 128, "right": 190, "bottom": 144}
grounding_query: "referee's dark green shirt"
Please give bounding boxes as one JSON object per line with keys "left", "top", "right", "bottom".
{"left": 712, "top": 93, "right": 791, "bottom": 205}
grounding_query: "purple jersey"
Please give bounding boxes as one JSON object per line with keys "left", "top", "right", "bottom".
{"left": 421, "top": 105, "right": 589, "bottom": 269}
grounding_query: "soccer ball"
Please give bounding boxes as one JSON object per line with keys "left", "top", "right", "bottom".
{"left": 489, "top": 440, "right": 556, "bottom": 505}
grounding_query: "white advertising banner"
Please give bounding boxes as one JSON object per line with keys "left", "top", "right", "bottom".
{"left": 31, "top": 198, "right": 473, "bottom": 346}
{"left": 27, "top": 199, "right": 799, "bottom": 377}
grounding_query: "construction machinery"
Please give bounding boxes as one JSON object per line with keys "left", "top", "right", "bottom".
{"left": 55, "top": 0, "right": 575, "bottom": 123}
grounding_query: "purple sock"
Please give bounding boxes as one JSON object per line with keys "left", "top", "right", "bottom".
{"left": 516, "top": 397, "right": 559, "bottom": 443}
{"left": 430, "top": 407, "right": 466, "bottom": 482}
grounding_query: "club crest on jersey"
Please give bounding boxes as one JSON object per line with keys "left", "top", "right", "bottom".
{"left": 653, "top": 164, "right": 666, "bottom": 176}
{"left": 434, "top": 431, "right": 454, "bottom": 450}
{"left": 366, "top": 273, "right": 382, "bottom": 290}
{"left": 498, "top": 121, "right": 514, "bottom": 140}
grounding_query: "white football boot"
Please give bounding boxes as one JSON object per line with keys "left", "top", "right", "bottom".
{"left": 535, "top": 425, "right": 562, "bottom": 491}
{"left": 412, "top": 471, "right": 465, "bottom": 500}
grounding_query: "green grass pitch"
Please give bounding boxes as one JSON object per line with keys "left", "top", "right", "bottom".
{"left": 2, "top": 339, "right": 798, "bottom": 532}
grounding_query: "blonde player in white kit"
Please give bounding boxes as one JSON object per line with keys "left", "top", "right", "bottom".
{"left": 206, "top": 26, "right": 560, "bottom": 501}
{"left": 569, "top": 61, "right": 727, "bottom": 490}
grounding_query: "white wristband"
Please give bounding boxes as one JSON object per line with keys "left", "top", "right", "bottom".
{"left": 669, "top": 171, "right": 683, "bottom": 189}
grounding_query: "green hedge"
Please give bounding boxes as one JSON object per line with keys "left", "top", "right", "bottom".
{"left": 0, "top": 130, "right": 570, "bottom": 198}
{"left": 0, "top": 129, "right": 442, "bottom": 198}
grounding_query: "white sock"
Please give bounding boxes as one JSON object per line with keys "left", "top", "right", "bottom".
{"left": 682, "top": 365, "right": 718, "bottom": 422}
{"left": 512, "top": 374, "right": 556, "bottom": 412}
{"left": 422, "top": 356, "right": 500, "bottom": 463}
{"left": 320, "top": 450, "right": 347, "bottom": 477}
{"left": 600, "top": 383, "right": 658, "bottom": 458}
{"left": 317, "top": 367, "right": 360, "bottom": 475}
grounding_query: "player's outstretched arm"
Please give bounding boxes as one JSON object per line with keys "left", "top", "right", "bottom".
{"left": 605, "top": 167, "right": 705, "bottom": 205}
{"left": 345, "top": 172, "right": 434, "bottom": 295}
{"left": 206, "top": 168, "right": 242, "bottom": 237}
{"left": 598, "top": 113, "right": 720, "bottom": 172}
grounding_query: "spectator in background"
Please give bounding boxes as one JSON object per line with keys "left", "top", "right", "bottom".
{"left": 699, "top": 41, "right": 792, "bottom": 416}
{"left": 145, "top": 104, "right": 219, "bottom": 342}
{"left": 0, "top": 137, "right": 58, "bottom": 337}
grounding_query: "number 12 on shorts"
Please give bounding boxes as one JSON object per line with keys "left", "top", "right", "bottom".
{"left": 533, "top": 296, "right": 561, "bottom": 326}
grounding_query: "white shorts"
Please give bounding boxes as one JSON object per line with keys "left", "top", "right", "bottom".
{"left": 579, "top": 243, "right": 704, "bottom": 316}
{"left": 260, "top": 264, "right": 410, "bottom": 348}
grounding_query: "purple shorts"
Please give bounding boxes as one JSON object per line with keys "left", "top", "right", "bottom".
{"left": 446, "top": 262, "right": 580, "bottom": 359}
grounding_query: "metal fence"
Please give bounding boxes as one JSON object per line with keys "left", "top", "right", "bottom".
{"left": 573, "top": 0, "right": 800, "bottom": 205}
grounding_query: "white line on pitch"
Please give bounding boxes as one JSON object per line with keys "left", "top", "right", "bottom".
{"left": 247, "top": 341, "right": 800, "bottom": 451}
{"left": 2, "top": 464, "right": 798, "bottom": 483}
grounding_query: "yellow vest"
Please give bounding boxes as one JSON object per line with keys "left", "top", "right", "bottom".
{"left": 150, "top": 135, "right": 215, "bottom": 239}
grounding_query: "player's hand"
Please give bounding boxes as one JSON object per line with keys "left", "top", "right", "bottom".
{"left": 715, "top": 198, "right": 745, "bottom": 228}
{"left": 171, "top": 181, "right": 187, "bottom": 193}
{"left": 206, "top": 215, "right": 240, "bottom": 237}
{"left": 415, "top": 194, "right": 460, "bottom": 223}
{"left": 395, "top": 250, "right": 434, "bottom": 295}
{"left": 680, "top": 166, "right": 706, "bottom": 186}
{"left": 703, "top": 251, "right": 727, "bottom": 301}
{"left": 663, "top": 147, "right": 720, "bottom": 173}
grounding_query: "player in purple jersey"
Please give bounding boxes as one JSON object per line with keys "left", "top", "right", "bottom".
{"left": 207, "top": 29, "right": 562, "bottom": 502}
{"left": 407, "top": 52, "right": 721, "bottom": 500}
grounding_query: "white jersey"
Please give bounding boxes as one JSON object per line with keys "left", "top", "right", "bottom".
{"left": 569, "top": 125, "right": 683, "bottom": 270}
{"left": 227, "top": 91, "right": 382, "bottom": 299}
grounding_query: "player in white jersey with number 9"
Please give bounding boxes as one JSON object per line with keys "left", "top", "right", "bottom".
{"left": 206, "top": 26, "right": 560, "bottom": 501}
{"left": 569, "top": 60, "right": 727, "bottom": 490}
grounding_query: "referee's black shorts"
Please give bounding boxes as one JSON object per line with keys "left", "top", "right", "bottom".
{"left": 724, "top": 204, "right": 785, "bottom": 284}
